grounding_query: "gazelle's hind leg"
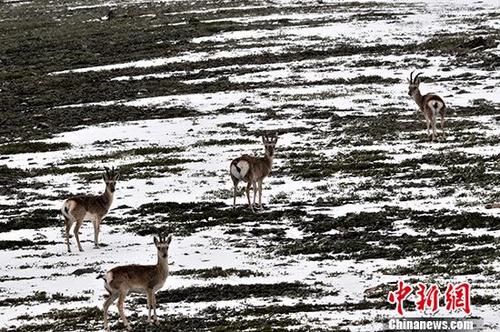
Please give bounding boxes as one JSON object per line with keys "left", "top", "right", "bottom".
{"left": 424, "top": 113, "right": 431, "bottom": 138}
{"left": 103, "top": 292, "right": 119, "bottom": 332}
{"left": 64, "top": 216, "right": 73, "bottom": 252}
{"left": 440, "top": 110, "right": 446, "bottom": 138}
{"left": 431, "top": 112, "right": 437, "bottom": 142}
{"left": 246, "top": 182, "right": 254, "bottom": 211}
{"left": 74, "top": 218, "right": 84, "bottom": 252}
{"left": 232, "top": 177, "right": 239, "bottom": 208}
{"left": 252, "top": 181, "right": 257, "bottom": 206}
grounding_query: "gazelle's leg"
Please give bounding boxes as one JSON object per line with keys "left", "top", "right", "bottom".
{"left": 424, "top": 113, "right": 431, "bottom": 137}
{"left": 103, "top": 292, "right": 119, "bottom": 332}
{"left": 74, "top": 219, "right": 84, "bottom": 252}
{"left": 258, "top": 179, "right": 263, "bottom": 208}
{"left": 232, "top": 180, "right": 239, "bottom": 208}
{"left": 64, "top": 216, "right": 73, "bottom": 252}
{"left": 146, "top": 289, "right": 153, "bottom": 322}
{"left": 152, "top": 293, "right": 159, "bottom": 323}
{"left": 432, "top": 112, "right": 437, "bottom": 141}
{"left": 246, "top": 182, "right": 253, "bottom": 211}
{"left": 252, "top": 181, "right": 257, "bottom": 206}
{"left": 440, "top": 113, "right": 446, "bottom": 138}
{"left": 93, "top": 218, "right": 101, "bottom": 248}
{"left": 117, "top": 291, "right": 131, "bottom": 330}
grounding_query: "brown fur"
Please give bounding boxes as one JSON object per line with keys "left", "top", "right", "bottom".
{"left": 230, "top": 134, "right": 278, "bottom": 211}
{"left": 62, "top": 167, "right": 119, "bottom": 252}
{"left": 102, "top": 235, "right": 171, "bottom": 331}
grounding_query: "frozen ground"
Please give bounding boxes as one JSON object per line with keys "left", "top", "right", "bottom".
{"left": 0, "top": 0, "right": 499, "bottom": 331}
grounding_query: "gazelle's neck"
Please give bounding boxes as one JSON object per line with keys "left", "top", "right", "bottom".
{"left": 412, "top": 89, "right": 424, "bottom": 108}
{"left": 157, "top": 256, "right": 169, "bottom": 273}
{"left": 102, "top": 185, "right": 114, "bottom": 205}
{"left": 264, "top": 153, "right": 274, "bottom": 166}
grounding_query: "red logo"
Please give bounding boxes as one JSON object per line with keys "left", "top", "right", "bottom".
{"left": 415, "top": 282, "right": 440, "bottom": 314}
{"left": 445, "top": 282, "right": 471, "bottom": 314}
{"left": 388, "top": 280, "right": 413, "bottom": 315}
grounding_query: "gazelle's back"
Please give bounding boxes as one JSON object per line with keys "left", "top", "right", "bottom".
{"left": 66, "top": 194, "right": 108, "bottom": 214}
{"left": 107, "top": 264, "right": 167, "bottom": 291}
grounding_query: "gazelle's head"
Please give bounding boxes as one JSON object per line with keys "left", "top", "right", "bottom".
{"left": 154, "top": 234, "right": 172, "bottom": 260}
{"left": 262, "top": 133, "right": 278, "bottom": 158}
{"left": 103, "top": 166, "right": 120, "bottom": 193}
{"left": 408, "top": 71, "right": 423, "bottom": 96}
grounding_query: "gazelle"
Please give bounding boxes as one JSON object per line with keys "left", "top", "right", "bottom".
{"left": 100, "top": 234, "right": 172, "bottom": 331}
{"left": 61, "top": 167, "right": 119, "bottom": 252}
{"left": 485, "top": 203, "right": 500, "bottom": 209}
{"left": 408, "top": 71, "right": 447, "bottom": 141}
{"left": 230, "top": 133, "right": 278, "bottom": 211}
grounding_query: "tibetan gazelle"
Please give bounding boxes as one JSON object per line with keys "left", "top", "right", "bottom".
{"left": 230, "top": 133, "right": 278, "bottom": 211}
{"left": 61, "top": 167, "right": 119, "bottom": 252}
{"left": 100, "top": 234, "right": 172, "bottom": 331}
{"left": 408, "top": 71, "right": 447, "bottom": 141}
{"left": 485, "top": 203, "right": 500, "bottom": 209}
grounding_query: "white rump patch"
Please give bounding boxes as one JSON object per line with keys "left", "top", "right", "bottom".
{"left": 61, "top": 200, "right": 75, "bottom": 220}
{"left": 105, "top": 271, "right": 113, "bottom": 285}
{"left": 103, "top": 271, "right": 114, "bottom": 292}
{"left": 231, "top": 160, "right": 250, "bottom": 181}
{"left": 427, "top": 100, "right": 444, "bottom": 112}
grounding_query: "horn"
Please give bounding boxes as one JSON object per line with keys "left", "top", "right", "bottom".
{"left": 414, "top": 72, "right": 423, "bottom": 83}
{"left": 410, "top": 71, "right": 414, "bottom": 83}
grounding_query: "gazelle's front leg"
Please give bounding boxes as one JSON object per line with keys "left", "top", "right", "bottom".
{"left": 152, "top": 293, "right": 159, "bottom": 323}
{"left": 257, "top": 179, "right": 263, "bottom": 209}
{"left": 146, "top": 289, "right": 154, "bottom": 323}
{"left": 93, "top": 218, "right": 101, "bottom": 249}
{"left": 117, "top": 291, "right": 131, "bottom": 330}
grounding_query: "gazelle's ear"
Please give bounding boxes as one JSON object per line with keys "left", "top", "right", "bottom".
{"left": 166, "top": 234, "right": 172, "bottom": 245}
{"left": 154, "top": 236, "right": 159, "bottom": 246}
{"left": 262, "top": 135, "right": 266, "bottom": 144}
